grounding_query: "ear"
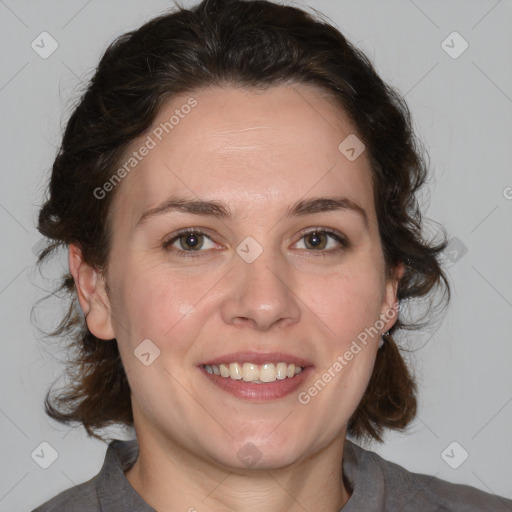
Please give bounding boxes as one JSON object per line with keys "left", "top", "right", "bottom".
{"left": 68, "top": 243, "right": 115, "bottom": 340}
{"left": 379, "top": 260, "right": 405, "bottom": 333}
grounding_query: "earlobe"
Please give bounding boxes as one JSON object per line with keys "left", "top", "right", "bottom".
{"left": 68, "top": 243, "right": 115, "bottom": 340}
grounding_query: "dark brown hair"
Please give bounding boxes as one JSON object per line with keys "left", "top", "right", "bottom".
{"left": 35, "top": 0, "right": 450, "bottom": 442}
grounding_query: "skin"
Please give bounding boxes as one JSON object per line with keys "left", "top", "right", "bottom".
{"left": 69, "top": 83, "right": 403, "bottom": 511}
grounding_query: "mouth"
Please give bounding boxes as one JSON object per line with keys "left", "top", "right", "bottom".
{"left": 199, "top": 352, "right": 313, "bottom": 401}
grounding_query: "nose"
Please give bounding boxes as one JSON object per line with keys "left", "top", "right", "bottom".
{"left": 220, "top": 249, "right": 301, "bottom": 331}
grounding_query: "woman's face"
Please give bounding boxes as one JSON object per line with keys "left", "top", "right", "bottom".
{"left": 82, "top": 84, "right": 401, "bottom": 468}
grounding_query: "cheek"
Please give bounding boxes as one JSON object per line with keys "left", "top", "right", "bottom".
{"left": 110, "top": 260, "right": 208, "bottom": 350}
{"left": 305, "top": 265, "right": 386, "bottom": 344}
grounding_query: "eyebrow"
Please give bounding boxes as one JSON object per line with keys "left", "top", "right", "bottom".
{"left": 135, "top": 194, "right": 369, "bottom": 229}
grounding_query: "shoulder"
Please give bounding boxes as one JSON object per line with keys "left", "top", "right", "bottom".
{"left": 31, "top": 476, "right": 100, "bottom": 512}
{"left": 344, "top": 440, "right": 512, "bottom": 511}
{"left": 31, "top": 439, "right": 142, "bottom": 512}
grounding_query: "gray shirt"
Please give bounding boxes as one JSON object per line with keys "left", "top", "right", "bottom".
{"left": 32, "top": 439, "right": 512, "bottom": 511}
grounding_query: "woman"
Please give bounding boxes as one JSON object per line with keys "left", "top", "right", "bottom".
{"left": 32, "top": 0, "right": 512, "bottom": 510}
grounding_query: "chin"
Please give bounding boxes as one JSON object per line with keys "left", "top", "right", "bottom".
{"left": 209, "top": 430, "right": 308, "bottom": 471}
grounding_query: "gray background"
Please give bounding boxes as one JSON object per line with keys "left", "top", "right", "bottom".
{"left": 0, "top": 0, "right": 511, "bottom": 510}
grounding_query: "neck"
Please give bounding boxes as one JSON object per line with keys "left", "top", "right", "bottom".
{"left": 125, "top": 430, "right": 351, "bottom": 512}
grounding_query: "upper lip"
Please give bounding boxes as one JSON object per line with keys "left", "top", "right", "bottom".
{"left": 200, "top": 351, "right": 313, "bottom": 367}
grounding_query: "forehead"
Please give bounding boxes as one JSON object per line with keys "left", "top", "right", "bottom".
{"left": 110, "top": 83, "right": 374, "bottom": 230}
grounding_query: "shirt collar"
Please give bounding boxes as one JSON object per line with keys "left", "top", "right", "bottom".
{"left": 97, "top": 439, "right": 155, "bottom": 512}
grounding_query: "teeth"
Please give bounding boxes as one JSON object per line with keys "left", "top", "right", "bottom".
{"left": 276, "top": 362, "right": 288, "bottom": 380}
{"left": 229, "top": 362, "right": 243, "bottom": 380}
{"left": 242, "top": 363, "right": 259, "bottom": 382}
{"left": 219, "top": 363, "right": 230, "bottom": 377}
{"left": 204, "top": 362, "right": 304, "bottom": 383}
{"left": 260, "top": 363, "right": 276, "bottom": 383}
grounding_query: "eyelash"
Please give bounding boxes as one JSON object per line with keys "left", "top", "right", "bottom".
{"left": 162, "top": 227, "right": 350, "bottom": 258}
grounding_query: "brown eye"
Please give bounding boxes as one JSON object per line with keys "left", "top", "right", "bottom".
{"left": 294, "top": 228, "right": 349, "bottom": 253}
{"left": 178, "top": 232, "right": 204, "bottom": 251}
{"left": 303, "top": 231, "right": 328, "bottom": 250}
{"left": 163, "top": 229, "right": 218, "bottom": 256}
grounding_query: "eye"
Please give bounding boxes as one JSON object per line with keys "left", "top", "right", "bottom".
{"left": 293, "top": 227, "right": 349, "bottom": 254}
{"left": 163, "top": 229, "right": 219, "bottom": 257}
{"left": 162, "top": 226, "right": 349, "bottom": 258}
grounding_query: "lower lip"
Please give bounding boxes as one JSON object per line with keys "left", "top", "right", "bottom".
{"left": 200, "top": 367, "right": 312, "bottom": 401}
